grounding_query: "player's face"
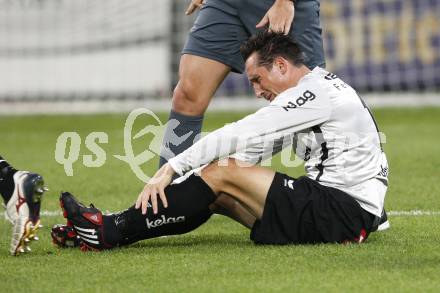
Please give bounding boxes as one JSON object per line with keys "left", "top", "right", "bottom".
{"left": 245, "top": 53, "right": 290, "bottom": 102}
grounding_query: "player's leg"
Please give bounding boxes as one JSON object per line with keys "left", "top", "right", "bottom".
{"left": 159, "top": 3, "right": 247, "bottom": 167}
{"left": 159, "top": 55, "right": 230, "bottom": 166}
{"left": 60, "top": 160, "right": 273, "bottom": 250}
{"left": 210, "top": 193, "right": 257, "bottom": 229}
{"left": 0, "top": 156, "right": 48, "bottom": 255}
{"left": 62, "top": 157, "right": 375, "bottom": 248}
{"left": 0, "top": 156, "right": 17, "bottom": 204}
{"left": 60, "top": 174, "right": 218, "bottom": 250}
{"left": 201, "top": 159, "right": 276, "bottom": 220}
{"left": 172, "top": 55, "right": 230, "bottom": 116}
{"left": 201, "top": 159, "right": 376, "bottom": 245}
{"left": 55, "top": 190, "right": 256, "bottom": 250}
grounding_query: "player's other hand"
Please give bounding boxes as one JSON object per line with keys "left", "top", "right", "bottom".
{"left": 256, "top": 0, "right": 294, "bottom": 35}
{"left": 185, "top": 0, "right": 206, "bottom": 15}
{"left": 135, "top": 163, "right": 175, "bottom": 215}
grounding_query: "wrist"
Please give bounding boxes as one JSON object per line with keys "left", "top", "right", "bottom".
{"left": 164, "top": 163, "right": 175, "bottom": 175}
{"left": 165, "top": 160, "right": 181, "bottom": 177}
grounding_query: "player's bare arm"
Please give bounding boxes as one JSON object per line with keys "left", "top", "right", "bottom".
{"left": 256, "top": 0, "right": 295, "bottom": 35}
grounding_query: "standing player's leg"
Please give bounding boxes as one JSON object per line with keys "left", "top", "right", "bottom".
{"left": 287, "top": 0, "right": 326, "bottom": 69}
{"left": 0, "top": 156, "right": 48, "bottom": 255}
{"left": 159, "top": 55, "right": 230, "bottom": 167}
{"left": 159, "top": 3, "right": 247, "bottom": 167}
{"left": 237, "top": 0, "right": 325, "bottom": 70}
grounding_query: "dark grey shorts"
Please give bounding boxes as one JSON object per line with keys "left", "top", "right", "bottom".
{"left": 183, "top": 0, "right": 325, "bottom": 73}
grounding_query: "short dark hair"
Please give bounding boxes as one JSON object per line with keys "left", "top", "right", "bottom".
{"left": 240, "top": 30, "right": 305, "bottom": 68}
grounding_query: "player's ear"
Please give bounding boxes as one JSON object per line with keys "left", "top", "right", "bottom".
{"left": 274, "top": 57, "right": 288, "bottom": 75}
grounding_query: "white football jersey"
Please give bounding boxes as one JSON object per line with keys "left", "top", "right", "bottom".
{"left": 169, "top": 67, "right": 389, "bottom": 217}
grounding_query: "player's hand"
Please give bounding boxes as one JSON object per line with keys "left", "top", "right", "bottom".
{"left": 135, "top": 163, "right": 175, "bottom": 215}
{"left": 185, "top": 0, "right": 205, "bottom": 15}
{"left": 256, "top": 0, "right": 295, "bottom": 35}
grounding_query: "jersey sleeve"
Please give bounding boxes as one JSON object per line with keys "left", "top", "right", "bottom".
{"left": 168, "top": 85, "right": 332, "bottom": 176}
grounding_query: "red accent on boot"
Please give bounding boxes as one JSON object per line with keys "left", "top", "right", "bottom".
{"left": 83, "top": 212, "right": 103, "bottom": 225}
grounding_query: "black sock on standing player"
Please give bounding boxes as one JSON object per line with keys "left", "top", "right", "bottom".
{"left": 159, "top": 110, "right": 204, "bottom": 168}
{"left": 0, "top": 156, "right": 18, "bottom": 204}
{"left": 102, "top": 174, "right": 216, "bottom": 246}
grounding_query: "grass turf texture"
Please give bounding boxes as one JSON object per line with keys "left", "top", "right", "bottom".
{"left": 1, "top": 107, "right": 440, "bottom": 292}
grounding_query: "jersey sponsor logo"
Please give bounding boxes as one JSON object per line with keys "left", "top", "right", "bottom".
{"left": 146, "top": 215, "right": 185, "bottom": 229}
{"left": 282, "top": 90, "right": 316, "bottom": 111}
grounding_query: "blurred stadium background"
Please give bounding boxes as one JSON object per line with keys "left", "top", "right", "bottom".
{"left": 0, "top": 0, "right": 439, "bottom": 114}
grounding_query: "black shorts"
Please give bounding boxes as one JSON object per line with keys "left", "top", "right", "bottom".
{"left": 250, "top": 173, "right": 375, "bottom": 245}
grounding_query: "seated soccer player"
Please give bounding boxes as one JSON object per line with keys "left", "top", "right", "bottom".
{"left": 0, "top": 156, "right": 48, "bottom": 255}
{"left": 60, "top": 31, "right": 389, "bottom": 250}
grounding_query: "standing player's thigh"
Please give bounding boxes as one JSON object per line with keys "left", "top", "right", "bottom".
{"left": 237, "top": 0, "right": 325, "bottom": 69}
{"left": 290, "top": 0, "right": 325, "bottom": 69}
{"left": 176, "top": 55, "right": 230, "bottom": 113}
{"left": 182, "top": 4, "right": 248, "bottom": 73}
{"left": 236, "top": 1, "right": 274, "bottom": 41}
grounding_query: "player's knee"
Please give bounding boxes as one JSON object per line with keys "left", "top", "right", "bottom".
{"left": 172, "top": 80, "right": 207, "bottom": 115}
{"left": 202, "top": 161, "right": 225, "bottom": 189}
{"left": 202, "top": 159, "right": 241, "bottom": 189}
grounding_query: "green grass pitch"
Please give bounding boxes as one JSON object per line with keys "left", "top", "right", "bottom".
{"left": 1, "top": 107, "right": 440, "bottom": 292}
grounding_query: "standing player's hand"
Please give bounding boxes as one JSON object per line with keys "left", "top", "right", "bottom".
{"left": 135, "top": 163, "right": 175, "bottom": 215}
{"left": 185, "top": 0, "right": 206, "bottom": 15}
{"left": 256, "top": 0, "right": 295, "bottom": 35}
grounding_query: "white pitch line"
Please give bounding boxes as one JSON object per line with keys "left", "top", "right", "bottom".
{"left": 39, "top": 211, "right": 63, "bottom": 217}
{"left": 1, "top": 210, "right": 440, "bottom": 218}
{"left": 387, "top": 210, "right": 440, "bottom": 216}
{"left": 0, "top": 210, "right": 62, "bottom": 217}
